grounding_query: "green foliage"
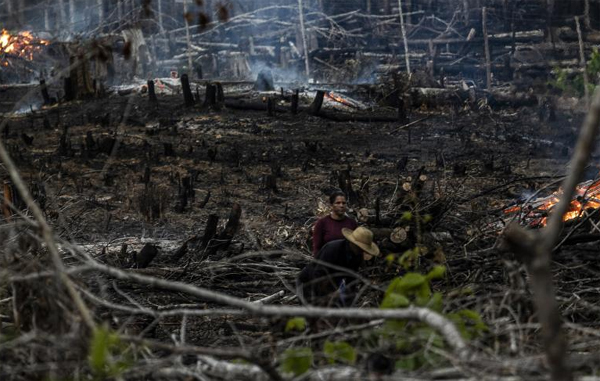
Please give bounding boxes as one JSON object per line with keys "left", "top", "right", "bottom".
{"left": 447, "top": 309, "right": 488, "bottom": 340}
{"left": 280, "top": 347, "right": 313, "bottom": 376}
{"left": 399, "top": 247, "right": 421, "bottom": 270}
{"left": 550, "top": 49, "right": 600, "bottom": 97}
{"left": 323, "top": 341, "right": 357, "bottom": 365}
{"left": 376, "top": 268, "right": 487, "bottom": 371}
{"left": 285, "top": 317, "right": 307, "bottom": 332}
{"left": 88, "top": 326, "right": 132, "bottom": 380}
{"left": 401, "top": 211, "right": 413, "bottom": 221}
{"left": 589, "top": 47, "right": 600, "bottom": 78}
{"left": 425, "top": 265, "right": 446, "bottom": 281}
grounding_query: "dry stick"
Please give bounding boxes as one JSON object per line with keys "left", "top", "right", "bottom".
{"left": 84, "top": 261, "right": 470, "bottom": 359}
{"left": 0, "top": 140, "right": 95, "bottom": 330}
{"left": 397, "top": 0, "right": 411, "bottom": 75}
{"left": 183, "top": 0, "right": 193, "bottom": 76}
{"left": 584, "top": 0, "right": 591, "bottom": 30}
{"left": 297, "top": 0, "right": 311, "bottom": 79}
{"left": 0, "top": 54, "right": 104, "bottom": 331}
{"left": 482, "top": 7, "right": 492, "bottom": 90}
{"left": 576, "top": 16, "right": 590, "bottom": 108}
{"left": 503, "top": 87, "right": 600, "bottom": 381}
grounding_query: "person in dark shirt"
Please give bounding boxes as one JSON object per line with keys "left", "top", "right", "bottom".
{"left": 298, "top": 227, "right": 380, "bottom": 306}
{"left": 312, "top": 191, "right": 358, "bottom": 256}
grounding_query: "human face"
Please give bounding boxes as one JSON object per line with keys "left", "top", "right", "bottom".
{"left": 331, "top": 196, "right": 347, "bottom": 219}
{"left": 350, "top": 242, "right": 373, "bottom": 261}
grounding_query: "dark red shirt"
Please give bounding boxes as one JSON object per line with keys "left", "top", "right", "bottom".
{"left": 312, "top": 215, "right": 358, "bottom": 255}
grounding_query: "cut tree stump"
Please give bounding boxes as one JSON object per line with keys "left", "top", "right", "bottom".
{"left": 181, "top": 74, "right": 195, "bottom": 107}
{"left": 135, "top": 243, "right": 159, "bottom": 268}
{"left": 310, "top": 90, "right": 325, "bottom": 115}
{"left": 147, "top": 79, "right": 157, "bottom": 102}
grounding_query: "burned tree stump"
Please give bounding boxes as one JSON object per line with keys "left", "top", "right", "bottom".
{"left": 264, "top": 174, "right": 278, "bottom": 192}
{"left": 291, "top": 89, "right": 299, "bottom": 114}
{"left": 267, "top": 97, "right": 274, "bottom": 116}
{"left": 98, "top": 136, "right": 116, "bottom": 155}
{"left": 63, "top": 77, "right": 76, "bottom": 101}
{"left": 201, "top": 214, "right": 220, "bottom": 249}
{"left": 141, "top": 166, "right": 151, "bottom": 185}
{"left": 398, "top": 97, "right": 407, "bottom": 123}
{"left": 207, "top": 147, "right": 217, "bottom": 163}
{"left": 40, "top": 79, "right": 51, "bottom": 105}
{"left": 163, "top": 142, "right": 175, "bottom": 157}
{"left": 338, "top": 169, "right": 357, "bottom": 203}
{"left": 3, "top": 181, "right": 23, "bottom": 220}
{"left": 199, "top": 190, "right": 211, "bottom": 208}
{"left": 254, "top": 69, "right": 274, "bottom": 91}
{"left": 181, "top": 74, "right": 195, "bottom": 107}
{"left": 182, "top": 176, "right": 194, "bottom": 201}
{"left": 147, "top": 79, "right": 157, "bottom": 103}
{"left": 135, "top": 243, "right": 159, "bottom": 268}
{"left": 206, "top": 204, "right": 242, "bottom": 256}
{"left": 204, "top": 83, "right": 217, "bottom": 107}
{"left": 215, "top": 82, "right": 225, "bottom": 104}
{"left": 310, "top": 90, "right": 325, "bottom": 116}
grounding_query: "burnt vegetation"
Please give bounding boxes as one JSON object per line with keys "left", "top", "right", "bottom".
{"left": 3, "top": 0, "right": 600, "bottom": 380}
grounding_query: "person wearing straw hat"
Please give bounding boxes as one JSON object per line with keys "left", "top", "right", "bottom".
{"left": 297, "top": 226, "right": 380, "bottom": 306}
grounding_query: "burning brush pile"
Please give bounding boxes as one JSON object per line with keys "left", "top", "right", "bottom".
{"left": 0, "top": 29, "right": 48, "bottom": 68}
{"left": 503, "top": 177, "right": 600, "bottom": 228}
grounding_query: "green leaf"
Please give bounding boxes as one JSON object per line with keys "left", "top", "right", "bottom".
{"left": 427, "top": 292, "right": 443, "bottom": 312}
{"left": 89, "top": 326, "right": 111, "bottom": 374}
{"left": 422, "top": 214, "right": 433, "bottom": 223}
{"left": 385, "top": 253, "right": 396, "bottom": 265}
{"left": 380, "top": 292, "right": 410, "bottom": 309}
{"left": 458, "top": 309, "right": 488, "bottom": 333}
{"left": 384, "top": 319, "right": 407, "bottom": 332}
{"left": 397, "top": 273, "right": 426, "bottom": 294}
{"left": 401, "top": 211, "right": 413, "bottom": 221}
{"left": 399, "top": 248, "right": 420, "bottom": 270}
{"left": 323, "top": 341, "right": 357, "bottom": 365}
{"left": 395, "top": 354, "right": 419, "bottom": 370}
{"left": 280, "top": 347, "right": 313, "bottom": 376}
{"left": 285, "top": 317, "right": 307, "bottom": 332}
{"left": 426, "top": 266, "right": 446, "bottom": 281}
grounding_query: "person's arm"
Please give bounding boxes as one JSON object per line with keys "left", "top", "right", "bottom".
{"left": 312, "top": 218, "right": 325, "bottom": 256}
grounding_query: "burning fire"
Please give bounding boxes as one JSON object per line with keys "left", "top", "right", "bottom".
{"left": 503, "top": 178, "right": 600, "bottom": 227}
{"left": 1, "top": 29, "right": 48, "bottom": 66}
{"left": 325, "top": 91, "right": 360, "bottom": 109}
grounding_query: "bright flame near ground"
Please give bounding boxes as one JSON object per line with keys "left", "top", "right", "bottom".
{"left": 325, "top": 91, "right": 358, "bottom": 108}
{"left": 504, "top": 178, "right": 600, "bottom": 227}
{"left": 1, "top": 29, "right": 48, "bottom": 66}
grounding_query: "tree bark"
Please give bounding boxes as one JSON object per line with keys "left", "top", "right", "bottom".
{"left": 297, "top": 0, "right": 311, "bottom": 79}
{"left": 482, "top": 7, "right": 492, "bottom": 90}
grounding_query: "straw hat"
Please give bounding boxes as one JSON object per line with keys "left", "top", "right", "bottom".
{"left": 342, "top": 227, "right": 380, "bottom": 257}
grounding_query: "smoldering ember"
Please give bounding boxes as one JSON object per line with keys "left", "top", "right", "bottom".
{"left": 5, "top": 0, "right": 600, "bottom": 380}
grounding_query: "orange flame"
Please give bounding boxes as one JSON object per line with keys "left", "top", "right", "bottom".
{"left": 504, "top": 178, "right": 600, "bottom": 227}
{"left": 1, "top": 29, "right": 48, "bottom": 65}
{"left": 325, "top": 91, "right": 358, "bottom": 109}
